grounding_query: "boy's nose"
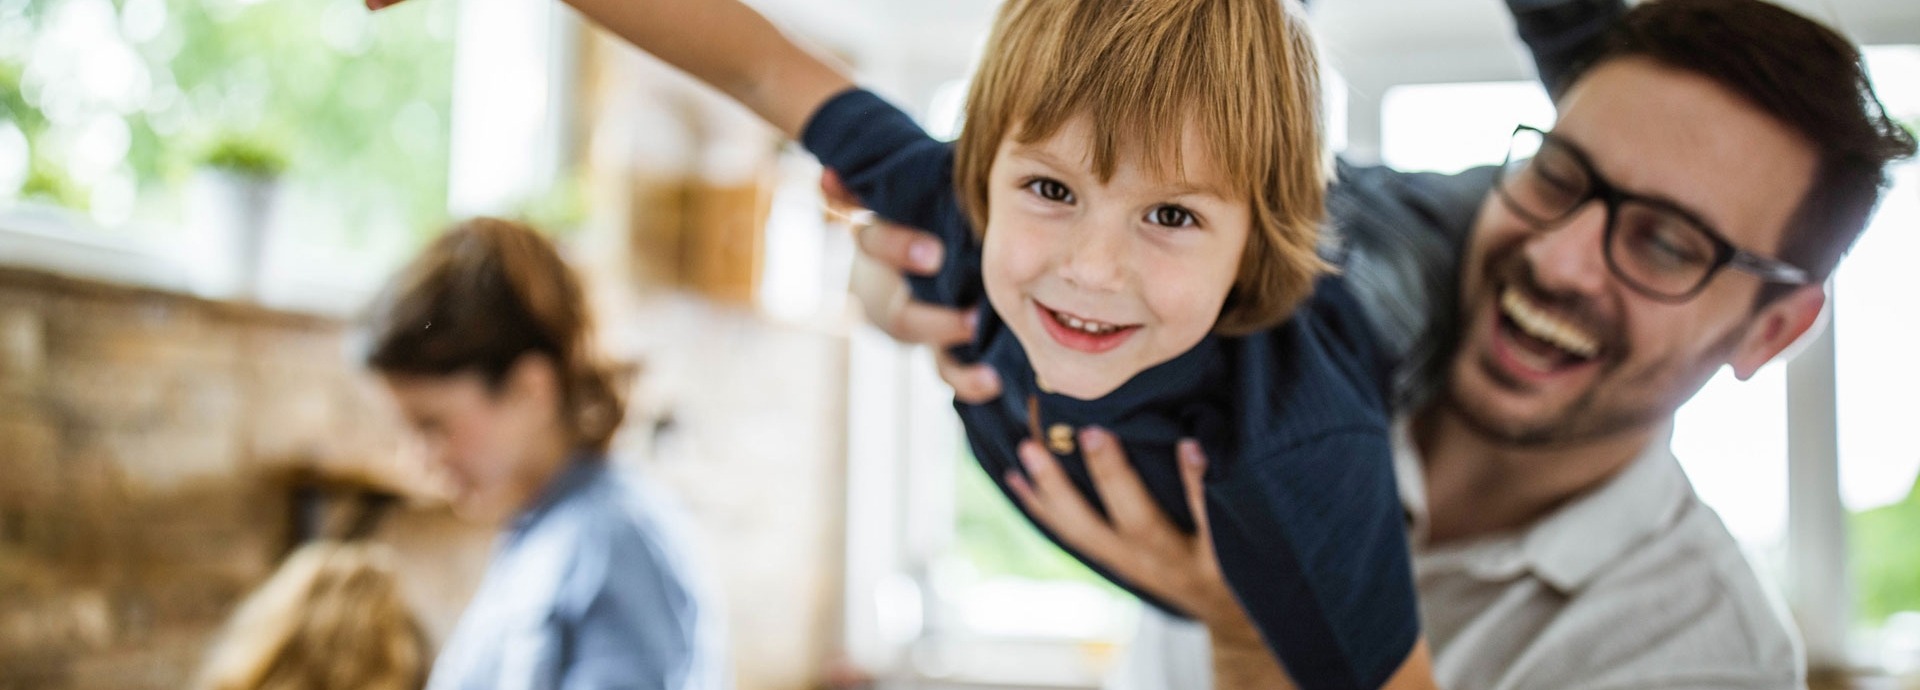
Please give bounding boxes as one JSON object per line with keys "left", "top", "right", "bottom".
{"left": 1058, "top": 221, "right": 1128, "bottom": 292}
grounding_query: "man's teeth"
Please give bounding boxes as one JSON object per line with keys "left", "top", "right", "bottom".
{"left": 1500, "top": 287, "right": 1600, "bottom": 359}
{"left": 1053, "top": 309, "right": 1123, "bottom": 335}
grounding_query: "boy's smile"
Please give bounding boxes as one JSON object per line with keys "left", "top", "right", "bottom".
{"left": 1034, "top": 300, "right": 1142, "bottom": 353}
{"left": 980, "top": 116, "right": 1250, "bottom": 399}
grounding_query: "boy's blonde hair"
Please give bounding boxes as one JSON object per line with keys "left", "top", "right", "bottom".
{"left": 196, "top": 542, "right": 427, "bottom": 690}
{"left": 955, "top": 0, "right": 1329, "bottom": 335}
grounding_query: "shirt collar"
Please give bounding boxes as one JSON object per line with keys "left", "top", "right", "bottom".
{"left": 507, "top": 451, "right": 607, "bottom": 539}
{"left": 1023, "top": 335, "right": 1224, "bottom": 421}
{"left": 1395, "top": 416, "right": 1695, "bottom": 593}
{"left": 1393, "top": 417, "right": 1433, "bottom": 544}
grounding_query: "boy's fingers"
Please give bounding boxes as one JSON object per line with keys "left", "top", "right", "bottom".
{"left": 855, "top": 219, "right": 944, "bottom": 276}
{"left": 935, "top": 349, "right": 1002, "bottom": 404}
{"left": 1078, "top": 427, "right": 1161, "bottom": 534}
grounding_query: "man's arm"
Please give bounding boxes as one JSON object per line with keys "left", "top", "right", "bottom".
{"left": 370, "top": 0, "right": 851, "bottom": 139}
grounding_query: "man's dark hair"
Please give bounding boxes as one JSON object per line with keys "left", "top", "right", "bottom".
{"left": 1566, "top": 0, "right": 1916, "bottom": 290}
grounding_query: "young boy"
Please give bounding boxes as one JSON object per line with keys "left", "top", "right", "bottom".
{"left": 367, "top": 0, "right": 1433, "bottom": 686}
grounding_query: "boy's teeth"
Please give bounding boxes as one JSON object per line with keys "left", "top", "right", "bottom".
{"left": 1053, "top": 308, "right": 1120, "bottom": 335}
{"left": 1500, "top": 287, "right": 1600, "bottom": 359}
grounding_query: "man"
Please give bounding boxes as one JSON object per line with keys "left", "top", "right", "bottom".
{"left": 845, "top": 0, "right": 1916, "bottom": 687}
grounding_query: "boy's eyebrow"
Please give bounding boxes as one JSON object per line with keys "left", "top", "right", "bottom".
{"left": 1007, "top": 143, "right": 1237, "bottom": 201}
{"left": 1159, "top": 181, "right": 1235, "bottom": 201}
{"left": 1004, "top": 142, "right": 1080, "bottom": 171}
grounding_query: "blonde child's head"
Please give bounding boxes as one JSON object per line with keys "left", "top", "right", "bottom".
{"left": 196, "top": 541, "right": 427, "bottom": 690}
{"left": 953, "top": 0, "right": 1328, "bottom": 398}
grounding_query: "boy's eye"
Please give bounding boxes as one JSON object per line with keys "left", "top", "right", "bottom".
{"left": 1148, "top": 205, "right": 1196, "bottom": 228}
{"left": 1025, "top": 178, "right": 1075, "bottom": 203}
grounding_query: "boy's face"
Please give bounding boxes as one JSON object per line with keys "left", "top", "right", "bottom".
{"left": 981, "top": 115, "right": 1250, "bottom": 399}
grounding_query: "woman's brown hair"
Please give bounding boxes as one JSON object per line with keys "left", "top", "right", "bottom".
{"left": 364, "top": 217, "right": 628, "bottom": 454}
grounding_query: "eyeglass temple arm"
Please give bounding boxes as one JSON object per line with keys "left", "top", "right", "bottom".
{"left": 1731, "top": 252, "right": 1812, "bottom": 285}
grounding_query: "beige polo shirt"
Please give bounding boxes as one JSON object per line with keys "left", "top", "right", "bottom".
{"left": 1107, "top": 418, "right": 1805, "bottom": 690}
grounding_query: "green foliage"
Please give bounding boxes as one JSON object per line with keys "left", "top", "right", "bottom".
{"left": 1852, "top": 474, "right": 1920, "bottom": 627}
{"left": 0, "top": 63, "right": 45, "bottom": 136}
{"left": 199, "top": 132, "right": 289, "bottom": 178}
{"left": 156, "top": 0, "right": 456, "bottom": 238}
{"left": 21, "top": 157, "right": 85, "bottom": 208}
{"left": 510, "top": 171, "right": 589, "bottom": 238}
{"left": 952, "top": 450, "right": 1125, "bottom": 594}
{"left": 3, "top": 0, "right": 456, "bottom": 239}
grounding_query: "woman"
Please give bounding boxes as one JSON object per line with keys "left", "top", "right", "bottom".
{"left": 364, "top": 217, "right": 727, "bottom": 690}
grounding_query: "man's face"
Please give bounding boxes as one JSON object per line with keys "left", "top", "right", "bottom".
{"left": 1447, "top": 57, "right": 1821, "bottom": 446}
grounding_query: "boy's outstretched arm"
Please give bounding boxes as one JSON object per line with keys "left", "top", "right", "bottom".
{"left": 368, "top": 0, "right": 853, "bottom": 139}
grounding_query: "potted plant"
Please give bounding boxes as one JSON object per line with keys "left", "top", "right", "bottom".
{"left": 187, "top": 132, "right": 289, "bottom": 300}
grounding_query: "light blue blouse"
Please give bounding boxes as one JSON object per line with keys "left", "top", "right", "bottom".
{"left": 427, "top": 456, "right": 728, "bottom": 690}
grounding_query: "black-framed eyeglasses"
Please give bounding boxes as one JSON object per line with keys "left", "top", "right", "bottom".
{"left": 1493, "top": 125, "right": 1811, "bottom": 302}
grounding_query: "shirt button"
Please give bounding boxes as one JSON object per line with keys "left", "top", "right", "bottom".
{"left": 1047, "top": 423, "right": 1076, "bottom": 455}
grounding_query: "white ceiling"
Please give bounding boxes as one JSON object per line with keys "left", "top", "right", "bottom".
{"left": 1316, "top": 0, "right": 1920, "bottom": 92}
{"left": 751, "top": 0, "right": 1920, "bottom": 100}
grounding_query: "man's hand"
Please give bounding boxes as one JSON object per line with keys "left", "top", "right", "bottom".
{"left": 828, "top": 172, "right": 1002, "bottom": 403}
{"left": 1006, "top": 430, "right": 1443, "bottom": 689}
{"left": 1006, "top": 429, "right": 1295, "bottom": 687}
{"left": 1005, "top": 429, "right": 1256, "bottom": 641}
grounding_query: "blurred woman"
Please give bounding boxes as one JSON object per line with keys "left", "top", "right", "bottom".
{"left": 364, "top": 217, "right": 726, "bottom": 690}
{"left": 196, "top": 541, "right": 428, "bottom": 690}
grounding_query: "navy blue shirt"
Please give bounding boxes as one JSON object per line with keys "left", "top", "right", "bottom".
{"left": 804, "top": 90, "right": 1417, "bottom": 690}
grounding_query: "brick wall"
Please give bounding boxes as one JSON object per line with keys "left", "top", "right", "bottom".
{"left": 0, "top": 264, "right": 849, "bottom": 690}
{"left": 0, "top": 266, "right": 418, "bottom": 689}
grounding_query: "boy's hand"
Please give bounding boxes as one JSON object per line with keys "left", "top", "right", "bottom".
{"left": 830, "top": 172, "right": 1002, "bottom": 404}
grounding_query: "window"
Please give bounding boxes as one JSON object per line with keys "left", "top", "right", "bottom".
{"left": 1, "top": 0, "right": 459, "bottom": 302}
{"left": 1380, "top": 80, "right": 1554, "bottom": 173}
{"left": 1839, "top": 44, "right": 1920, "bottom": 676}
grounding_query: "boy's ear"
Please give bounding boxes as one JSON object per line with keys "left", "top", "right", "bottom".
{"left": 1730, "top": 285, "right": 1826, "bottom": 381}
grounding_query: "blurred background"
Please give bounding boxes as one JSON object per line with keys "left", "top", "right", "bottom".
{"left": 0, "top": 0, "right": 1916, "bottom": 688}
